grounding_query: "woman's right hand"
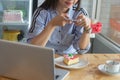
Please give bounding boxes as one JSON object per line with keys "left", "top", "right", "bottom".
{"left": 49, "top": 13, "right": 71, "bottom": 27}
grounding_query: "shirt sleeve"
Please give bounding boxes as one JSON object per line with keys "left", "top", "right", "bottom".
{"left": 26, "top": 8, "right": 49, "bottom": 43}
{"left": 72, "top": 8, "right": 91, "bottom": 54}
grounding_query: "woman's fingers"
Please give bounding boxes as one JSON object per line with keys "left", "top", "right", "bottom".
{"left": 75, "top": 21, "right": 86, "bottom": 27}
{"left": 77, "top": 14, "right": 84, "bottom": 19}
{"left": 62, "top": 13, "right": 73, "bottom": 24}
{"left": 74, "top": 14, "right": 90, "bottom": 27}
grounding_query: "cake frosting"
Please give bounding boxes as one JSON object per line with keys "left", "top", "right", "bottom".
{"left": 63, "top": 54, "right": 79, "bottom": 65}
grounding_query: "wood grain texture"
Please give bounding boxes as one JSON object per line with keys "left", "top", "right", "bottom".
{"left": 0, "top": 54, "right": 120, "bottom": 80}
{"left": 56, "top": 54, "right": 120, "bottom": 80}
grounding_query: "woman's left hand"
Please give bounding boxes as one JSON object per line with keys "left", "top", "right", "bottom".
{"left": 74, "top": 14, "right": 91, "bottom": 29}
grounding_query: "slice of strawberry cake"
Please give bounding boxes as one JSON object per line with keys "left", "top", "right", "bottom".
{"left": 63, "top": 54, "right": 79, "bottom": 65}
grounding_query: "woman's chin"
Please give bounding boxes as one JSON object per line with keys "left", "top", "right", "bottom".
{"left": 65, "top": 5, "right": 73, "bottom": 9}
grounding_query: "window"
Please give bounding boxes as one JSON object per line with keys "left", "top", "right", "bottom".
{"left": 97, "top": 0, "right": 120, "bottom": 47}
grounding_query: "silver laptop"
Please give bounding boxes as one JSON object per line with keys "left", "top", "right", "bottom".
{"left": 0, "top": 39, "right": 69, "bottom": 80}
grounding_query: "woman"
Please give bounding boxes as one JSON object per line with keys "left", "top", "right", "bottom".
{"left": 27, "top": 0, "right": 91, "bottom": 55}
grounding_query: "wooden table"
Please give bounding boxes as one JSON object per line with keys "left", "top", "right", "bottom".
{"left": 0, "top": 54, "right": 120, "bottom": 80}
{"left": 56, "top": 54, "right": 120, "bottom": 80}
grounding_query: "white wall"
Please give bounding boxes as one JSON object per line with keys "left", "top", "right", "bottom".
{"left": 81, "top": 0, "right": 94, "bottom": 18}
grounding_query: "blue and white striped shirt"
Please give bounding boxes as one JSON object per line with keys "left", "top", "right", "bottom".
{"left": 26, "top": 7, "right": 91, "bottom": 55}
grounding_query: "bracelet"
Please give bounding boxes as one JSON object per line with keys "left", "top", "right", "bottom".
{"left": 83, "top": 27, "right": 91, "bottom": 33}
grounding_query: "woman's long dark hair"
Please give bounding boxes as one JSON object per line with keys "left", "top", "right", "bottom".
{"left": 39, "top": 0, "right": 81, "bottom": 11}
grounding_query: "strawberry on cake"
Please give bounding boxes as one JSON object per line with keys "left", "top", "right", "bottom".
{"left": 63, "top": 54, "right": 79, "bottom": 65}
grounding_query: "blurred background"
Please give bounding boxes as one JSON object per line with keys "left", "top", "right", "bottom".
{"left": 0, "top": 0, "right": 119, "bottom": 53}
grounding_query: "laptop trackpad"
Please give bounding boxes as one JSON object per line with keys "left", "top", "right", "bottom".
{"left": 55, "top": 68, "right": 69, "bottom": 80}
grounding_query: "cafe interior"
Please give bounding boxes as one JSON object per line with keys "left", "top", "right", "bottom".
{"left": 0, "top": 0, "right": 120, "bottom": 80}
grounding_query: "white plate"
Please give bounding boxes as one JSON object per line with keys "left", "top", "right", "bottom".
{"left": 55, "top": 57, "right": 89, "bottom": 69}
{"left": 98, "top": 64, "right": 120, "bottom": 76}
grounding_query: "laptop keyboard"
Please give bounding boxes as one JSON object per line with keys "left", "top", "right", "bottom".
{"left": 55, "top": 68, "right": 69, "bottom": 80}
{"left": 55, "top": 75, "right": 60, "bottom": 79}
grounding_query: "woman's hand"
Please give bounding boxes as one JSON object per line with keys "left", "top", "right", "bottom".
{"left": 74, "top": 14, "right": 91, "bottom": 29}
{"left": 49, "top": 13, "right": 71, "bottom": 27}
